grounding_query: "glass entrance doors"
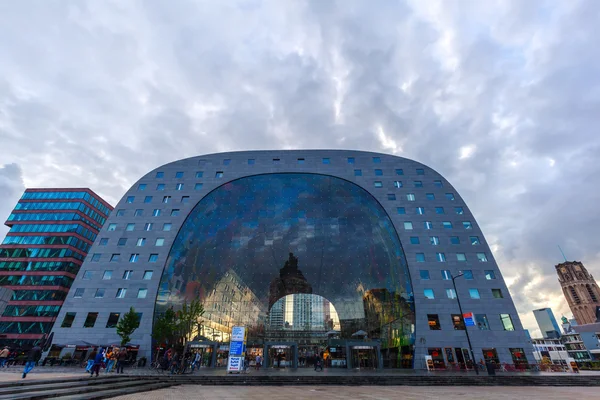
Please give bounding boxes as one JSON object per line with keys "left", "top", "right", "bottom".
{"left": 266, "top": 343, "right": 297, "bottom": 368}
{"left": 350, "top": 346, "right": 378, "bottom": 369}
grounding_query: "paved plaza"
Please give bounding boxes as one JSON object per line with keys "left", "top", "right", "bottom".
{"left": 109, "top": 385, "right": 600, "bottom": 400}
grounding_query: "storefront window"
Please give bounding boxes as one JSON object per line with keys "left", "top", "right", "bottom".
{"left": 428, "top": 314, "right": 441, "bottom": 330}
{"left": 482, "top": 348, "right": 500, "bottom": 364}
{"left": 451, "top": 314, "right": 465, "bottom": 330}
{"left": 510, "top": 348, "right": 528, "bottom": 366}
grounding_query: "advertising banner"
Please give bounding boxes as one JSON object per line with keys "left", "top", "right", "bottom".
{"left": 463, "top": 312, "right": 475, "bottom": 327}
{"left": 227, "top": 326, "right": 247, "bottom": 373}
{"left": 231, "top": 326, "right": 246, "bottom": 342}
{"left": 227, "top": 356, "right": 243, "bottom": 372}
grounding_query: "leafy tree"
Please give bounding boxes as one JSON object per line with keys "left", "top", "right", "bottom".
{"left": 152, "top": 307, "right": 178, "bottom": 347}
{"left": 116, "top": 307, "right": 140, "bottom": 346}
{"left": 176, "top": 298, "right": 205, "bottom": 345}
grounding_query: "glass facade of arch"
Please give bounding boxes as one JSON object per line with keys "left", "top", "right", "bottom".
{"left": 156, "top": 173, "right": 415, "bottom": 367}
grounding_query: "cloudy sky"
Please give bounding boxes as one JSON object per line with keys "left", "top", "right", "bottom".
{"left": 1, "top": 0, "right": 599, "bottom": 336}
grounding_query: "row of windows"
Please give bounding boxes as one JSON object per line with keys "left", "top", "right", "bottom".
{"left": 12, "top": 203, "right": 107, "bottom": 226}
{"left": 422, "top": 287, "right": 504, "bottom": 300}
{"left": 82, "top": 269, "right": 153, "bottom": 280}
{"left": 403, "top": 221, "right": 474, "bottom": 230}
{"left": 115, "top": 208, "right": 183, "bottom": 218}
{"left": 107, "top": 222, "right": 172, "bottom": 232}
{"left": 97, "top": 237, "right": 166, "bottom": 248}
{"left": 124, "top": 195, "right": 191, "bottom": 205}
{"left": 2, "top": 235, "right": 91, "bottom": 253}
{"left": 419, "top": 269, "right": 496, "bottom": 280}
{"left": 2, "top": 305, "right": 62, "bottom": 318}
{"left": 413, "top": 252, "right": 488, "bottom": 263}
{"left": 395, "top": 206, "right": 464, "bottom": 214}
{"left": 20, "top": 191, "right": 111, "bottom": 215}
{"left": 10, "top": 290, "right": 67, "bottom": 301}
{"left": 61, "top": 311, "right": 142, "bottom": 329}
{"left": 7, "top": 223, "right": 98, "bottom": 241}
{"left": 0, "top": 321, "right": 53, "bottom": 334}
{"left": 73, "top": 287, "right": 149, "bottom": 299}
{"left": 409, "top": 236, "right": 480, "bottom": 245}
{"left": 0, "top": 261, "right": 80, "bottom": 274}
{"left": 379, "top": 191, "right": 456, "bottom": 201}
{"left": 0, "top": 274, "right": 74, "bottom": 287}
{"left": 427, "top": 313, "right": 515, "bottom": 331}
{"left": 7, "top": 212, "right": 103, "bottom": 231}
{"left": 89, "top": 253, "right": 159, "bottom": 263}
{"left": 0, "top": 247, "right": 85, "bottom": 262}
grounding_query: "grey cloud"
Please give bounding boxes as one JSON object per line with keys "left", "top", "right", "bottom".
{"left": 0, "top": 164, "right": 25, "bottom": 238}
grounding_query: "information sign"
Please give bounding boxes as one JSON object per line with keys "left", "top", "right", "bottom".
{"left": 463, "top": 312, "right": 475, "bottom": 327}
{"left": 227, "top": 326, "right": 247, "bottom": 373}
{"left": 230, "top": 341, "right": 244, "bottom": 356}
{"left": 227, "top": 356, "right": 243, "bottom": 372}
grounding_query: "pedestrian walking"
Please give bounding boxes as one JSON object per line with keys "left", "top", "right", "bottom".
{"left": 105, "top": 348, "right": 117, "bottom": 373}
{"left": 0, "top": 347, "right": 9, "bottom": 368}
{"left": 255, "top": 354, "right": 262, "bottom": 371}
{"left": 191, "top": 352, "right": 201, "bottom": 372}
{"left": 22, "top": 345, "right": 42, "bottom": 379}
{"left": 85, "top": 350, "right": 97, "bottom": 373}
{"left": 90, "top": 347, "right": 104, "bottom": 377}
{"left": 170, "top": 352, "right": 180, "bottom": 375}
{"left": 115, "top": 348, "right": 128, "bottom": 374}
{"left": 314, "top": 355, "right": 323, "bottom": 372}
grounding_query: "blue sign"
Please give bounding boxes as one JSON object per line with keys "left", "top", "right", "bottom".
{"left": 463, "top": 312, "right": 475, "bottom": 327}
{"left": 230, "top": 340, "right": 244, "bottom": 356}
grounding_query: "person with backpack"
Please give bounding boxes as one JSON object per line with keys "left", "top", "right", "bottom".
{"left": 90, "top": 347, "right": 104, "bottom": 377}
{"left": 22, "top": 345, "right": 42, "bottom": 379}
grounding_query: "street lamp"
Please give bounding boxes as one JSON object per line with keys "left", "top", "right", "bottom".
{"left": 452, "top": 272, "right": 479, "bottom": 375}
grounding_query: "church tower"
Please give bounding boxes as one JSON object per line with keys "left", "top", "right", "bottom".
{"left": 556, "top": 261, "right": 600, "bottom": 325}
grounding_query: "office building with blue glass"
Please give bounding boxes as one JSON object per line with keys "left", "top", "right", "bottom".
{"left": 50, "top": 150, "right": 533, "bottom": 369}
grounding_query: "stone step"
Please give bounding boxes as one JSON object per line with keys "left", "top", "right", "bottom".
{"left": 53, "top": 382, "right": 175, "bottom": 400}
{"left": 0, "top": 375, "right": 131, "bottom": 389}
{"left": 0, "top": 376, "right": 134, "bottom": 397}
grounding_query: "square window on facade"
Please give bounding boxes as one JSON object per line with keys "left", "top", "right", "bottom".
{"left": 485, "top": 270, "right": 496, "bottom": 280}
{"left": 163, "top": 223, "right": 172, "bottom": 231}
{"left": 129, "top": 254, "right": 139, "bottom": 263}
{"left": 426, "top": 193, "right": 435, "bottom": 200}
{"left": 116, "top": 288, "right": 127, "bottom": 298}
{"left": 156, "top": 184, "right": 165, "bottom": 191}
{"left": 430, "top": 236, "right": 439, "bottom": 245}
{"left": 416, "top": 168, "right": 424, "bottom": 175}
{"left": 456, "top": 253, "right": 466, "bottom": 262}
{"left": 297, "top": 158, "right": 305, "bottom": 164}
{"left": 196, "top": 171, "right": 204, "bottom": 178}
{"left": 469, "top": 289, "right": 481, "bottom": 299}
{"left": 450, "top": 236, "right": 460, "bottom": 245}
{"left": 322, "top": 158, "right": 330, "bottom": 164}
{"left": 171, "top": 209, "right": 180, "bottom": 216}
{"left": 273, "top": 159, "right": 281, "bottom": 164}
{"left": 223, "top": 159, "right": 231, "bottom": 166}
{"left": 394, "top": 181, "right": 402, "bottom": 188}
{"left": 354, "top": 169, "right": 362, "bottom": 176}
{"left": 492, "top": 289, "right": 503, "bottom": 299}
{"left": 374, "top": 181, "right": 383, "bottom": 188}
{"left": 476, "top": 314, "right": 490, "bottom": 330}
{"left": 410, "top": 236, "right": 420, "bottom": 244}
{"left": 143, "top": 270, "right": 153, "bottom": 280}
{"left": 397, "top": 207, "right": 406, "bottom": 214}
{"left": 123, "top": 270, "right": 133, "bottom": 280}
{"left": 181, "top": 196, "right": 190, "bottom": 203}
{"left": 463, "top": 221, "right": 473, "bottom": 229}
{"left": 61, "top": 312, "right": 76, "bottom": 328}
{"left": 126, "top": 196, "right": 135, "bottom": 203}
{"left": 74, "top": 288, "right": 85, "bottom": 298}
{"left": 91, "top": 254, "right": 101, "bottom": 262}
{"left": 144, "top": 196, "right": 153, "bottom": 203}
{"left": 446, "top": 288, "right": 457, "bottom": 299}
{"left": 216, "top": 171, "right": 225, "bottom": 178}
{"left": 416, "top": 253, "right": 425, "bottom": 262}
{"left": 416, "top": 207, "right": 425, "bottom": 215}
{"left": 375, "top": 169, "right": 383, "bottom": 176}
{"left": 163, "top": 196, "right": 171, "bottom": 203}
{"left": 110, "top": 254, "right": 120, "bottom": 262}
{"left": 136, "top": 238, "right": 146, "bottom": 247}
{"left": 106, "top": 312, "right": 120, "bottom": 328}
{"left": 477, "top": 253, "right": 488, "bottom": 262}
{"left": 134, "top": 209, "right": 143, "bottom": 217}
{"left": 455, "top": 207, "right": 464, "bottom": 214}
{"left": 424, "top": 221, "right": 433, "bottom": 230}
{"left": 116, "top": 209, "right": 125, "bottom": 217}
{"left": 138, "top": 184, "right": 147, "bottom": 191}
{"left": 435, "top": 207, "right": 444, "bottom": 214}
{"left": 247, "top": 159, "right": 255, "bottom": 165}
{"left": 155, "top": 172, "right": 164, "bottom": 178}
{"left": 149, "top": 254, "right": 158, "bottom": 262}
{"left": 500, "top": 314, "right": 515, "bottom": 331}
{"left": 404, "top": 222, "right": 413, "bottom": 230}
{"left": 108, "top": 223, "right": 117, "bottom": 231}
{"left": 463, "top": 270, "right": 473, "bottom": 279}
{"left": 83, "top": 312, "right": 98, "bottom": 328}
{"left": 155, "top": 238, "right": 165, "bottom": 246}
{"left": 436, "top": 252, "right": 446, "bottom": 262}
{"left": 102, "top": 270, "right": 112, "bottom": 280}
{"left": 420, "top": 270, "right": 430, "bottom": 280}
{"left": 395, "top": 169, "right": 404, "bottom": 175}
{"left": 83, "top": 271, "right": 93, "bottom": 279}
{"left": 442, "top": 222, "right": 453, "bottom": 229}
{"left": 152, "top": 209, "right": 160, "bottom": 217}
{"left": 138, "top": 289, "right": 148, "bottom": 299}
{"left": 414, "top": 181, "right": 423, "bottom": 188}
{"left": 95, "top": 289, "right": 105, "bottom": 298}
{"left": 434, "top": 180, "right": 443, "bottom": 188}
{"left": 406, "top": 193, "right": 415, "bottom": 201}
{"left": 99, "top": 238, "right": 108, "bottom": 246}
{"left": 441, "top": 270, "right": 452, "bottom": 280}
{"left": 144, "top": 223, "right": 153, "bottom": 231}
{"left": 347, "top": 157, "right": 355, "bottom": 164}
{"left": 175, "top": 183, "right": 184, "bottom": 190}
{"left": 373, "top": 157, "right": 381, "bottom": 163}
{"left": 194, "top": 183, "right": 204, "bottom": 191}
{"left": 117, "top": 238, "right": 127, "bottom": 246}
{"left": 452, "top": 314, "right": 466, "bottom": 330}
{"left": 427, "top": 314, "right": 441, "bottom": 329}
{"left": 175, "top": 171, "right": 184, "bottom": 178}
{"left": 470, "top": 236, "right": 480, "bottom": 245}
{"left": 424, "top": 289, "right": 435, "bottom": 300}
{"left": 445, "top": 193, "right": 455, "bottom": 200}
{"left": 126, "top": 223, "right": 135, "bottom": 231}
{"left": 387, "top": 194, "right": 396, "bottom": 201}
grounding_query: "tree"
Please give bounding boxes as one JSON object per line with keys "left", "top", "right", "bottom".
{"left": 152, "top": 307, "right": 178, "bottom": 347}
{"left": 176, "top": 298, "right": 205, "bottom": 345}
{"left": 116, "top": 307, "right": 141, "bottom": 346}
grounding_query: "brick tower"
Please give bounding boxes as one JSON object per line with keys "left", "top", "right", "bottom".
{"left": 556, "top": 261, "right": 600, "bottom": 325}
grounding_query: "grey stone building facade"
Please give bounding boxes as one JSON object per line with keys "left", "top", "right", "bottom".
{"left": 50, "top": 150, "right": 533, "bottom": 368}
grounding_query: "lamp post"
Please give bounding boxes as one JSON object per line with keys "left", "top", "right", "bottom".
{"left": 452, "top": 272, "right": 479, "bottom": 375}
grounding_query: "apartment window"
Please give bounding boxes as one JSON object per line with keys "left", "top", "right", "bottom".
{"left": 354, "top": 169, "right": 362, "bottom": 176}
{"left": 416, "top": 207, "right": 425, "bottom": 215}
{"left": 181, "top": 196, "right": 190, "bottom": 203}
{"left": 469, "top": 289, "right": 481, "bottom": 299}
{"left": 106, "top": 313, "right": 120, "bottom": 328}
{"left": 445, "top": 193, "right": 455, "bottom": 200}
{"left": 126, "top": 223, "right": 135, "bottom": 231}
{"left": 91, "top": 254, "right": 101, "bottom": 262}
{"left": 435, "top": 207, "right": 444, "bottom": 214}
{"left": 99, "top": 238, "right": 108, "bottom": 246}
{"left": 297, "top": 158, "right": 305, "bottom": 164}
{"left": 144, "top": 196, "right": 153, "bottom": 203}
{"left": 373, "top": 157, "right": 381, "bottom": 163}
{"left": 452, "top": 314, "right": 466, "bottom": 330}
{"left": 424, "top": 221, "right": 433, "bottom": 230}
{"left": 395, "top": 169, "right": 404, "bottom": 175}
{"left": 436, "top": 252, "right": 446, "bottom": 262}
{"left": 248, "top": 159, "right": 255, "bottom": 165}
{"left": 433, "top": 180, "right": 443, "bottom": 188}
{"left": 123, "top": 270, "right": 133, "bottom": 280}
{"left": 155, "top": 172, "right": 164, "bottom": 178}
{"left": 442, "top": 222, "right": 453, "bottom": 229}
{"left": 102, "top": 270, "right": 112, "bottom": 280}
{"left": 175, "top": 183, "right": 184, "bottom": 191}
{"left": 272, "top": 159, "right": 280, "bottom": 165}
{"left": 117, "top": 238, "right": 127, "bottom": 246}
{"left": 420, "top": 270, "right": 430, "bottom": 280}
{"left": 374, "top": 169, "right": 383, "bottom": 176}
{"left": 387, "top": 194, "right": 396, "bottom": 201}
{"left": 416, "top": 253, "right": 425, "bottom": 262}
{"left": 424, "top": 289, "right": 435, "bottom": 300}
{"left": 455, "top": 207, "right": 464, "bottom": 214}
{"left": 406, "top": 193, "right": 415, "bottom": 201}
{"left": 116, "top": 288, "right": 127, "bottom": 298}
{"left": 414, "top": 181, "right": 423, "bottom": 188}
{"left": 129, "top": 254, "right": 139, "bottom": 263}
{"left": 138, "top": 184, "right": 147, "bottom": 191}
{"left": 347, "top": 157, "right": 355, "bottom": 164}
{"left": 116, "top": 209, "right": 125, "bottom": 217}
{"left": 144, "top": 223, "right": 153, "bottom": 231}
{"left": 83, "top": 271, "right": 93, "bottom": 280}
{"left": 397, "top": 207, "right": 406, "bottom": 214}
{"left": 61, "top": 312, "right": 76, "bottom": 328}
{"left": 463, "top": 270, "right": 473, "bottom": 279}
{"left": 143, "top": 270, "right": 153, "bottom": 280}
{"left": 416, "top": 168, "right": 424, "bottom": 175}
{"left": 171, "top": 209, "right": 180, "bottom": 217}
{"left": 155, "top": 238, "right": 165, "bottom": 246}
{"left": 322, "top": 158, "right": 330, "bottom": 164}
{"left": 95, "top": 289, "right": 105, "bottom": 298}
{"left": 223, "top": 159, "right": 231, "bottom": 166}
{"left": 126, "top": 196, "right": 135, "bottom": 203}
{"left": 137, "top": 289, "right": 148, "bottom": 299}
{"left": 151, "top": 210, "right": 160, "bottom": 218}
{"left": 463, "top": 221, "right": 473, "bottom": 229}
{"left": 216, "top": 171, "right": 224, "bottom": 178}
{"left": 476, "top": 314, "right": 490, "bottom": 330}
{"left": 108, "top": 223, "right": 117, "bottom": 231}
{"left": 500, "top": 314, "right": 515, "bottom": 331}
{"left": 428, "top": 314, "right": 441, "bottom": 330}
{"left": 83, "top": 312, "right": 98, "bottom": 328}
{"left": 163, "top": 196, "right": 171, "bottom": 204}
{"left": 404, "top": 222, "right": 413, "bottom": 230}
{"left": 446, "top": 288, "right": 457, "bottom": 299}
{"left": 196, "top": 171, "right": 204, "bottom": 178}
{"left": 74, "top": 288, "right": 85, "bottom": 298}
{"left": 374, "top": 181, "right": 383, "bottom": 188}
{"left": 193, "top": 183, "right": 203, "bottom": 191}
{"left": 441, "top": 270, "right": 452, "bottom": 280}
{"left": 450, "top": 236, "right": 460, "bottom": 245}
{"left": 156, "top": 184, "right": 165, "bottom": 191}
{"left": 149, "top": 254, "right": 158, "bottom": 262}
{"left": 134, "top": 209, "right": 143, "bottom": 217}
{"left": 456, "top": 253, "right": 467, "bottom": 262}
{"left": 110, "top": 254, "right": 120, "bottom": 262}
{"left": 163, "top": 223, "right": 172, "bottom": 231}
{"left": 477, "top": 253, "right": 488, "bottom": 262}
{"left": 430, "top": 236, "right": 439, "bottom": 245}
{"left": 470, "top": 236, "right": 480, "bottom": 245}
{"left": 492, "top": 289, "right": 504, "bottom": 299}
{"left": 136, "top": 238, "right": 146, "bottom": 247}
{"left": 485, "top": 270, "right": 496, "bottom": 280}
{"left": 394, "top": 181, "right": 403, "bottom": 188}
{"left": 425, "top": 193, "right": 435, "bottom": 200}
{"left": 410, "top": 237, "right": 420, "bottom": 244}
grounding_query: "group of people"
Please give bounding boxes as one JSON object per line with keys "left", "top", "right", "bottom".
{"left": 85, "top": 347, "right": 129, "bottom": 377}
{"left": 161, "top": 348, "right": 198, "bottom": 374}
{"left": 0, "top": 346, "right": 18, "bottom": 368}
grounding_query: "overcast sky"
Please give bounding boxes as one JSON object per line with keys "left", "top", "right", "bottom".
{"left": 1, "top": 0, "right": 599, "bottom": 337}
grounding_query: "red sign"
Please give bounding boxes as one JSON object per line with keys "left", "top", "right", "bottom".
{"left": 432, "top": 351, "right": 439, "bottom": 357}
